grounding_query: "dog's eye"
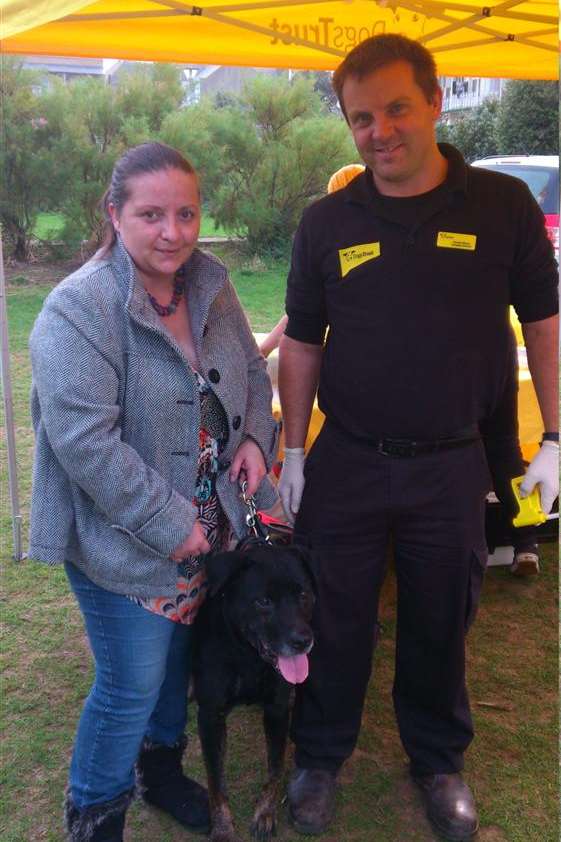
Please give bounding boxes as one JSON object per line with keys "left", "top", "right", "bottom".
{"left": 255, "top": 596, "right": 272, "bottom": 609}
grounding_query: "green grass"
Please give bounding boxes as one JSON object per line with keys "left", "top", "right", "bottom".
{"left": 1, "top": 272, "right": 559, "bottom": 842}
{"left": 34, "top": 211, "right": 66, "bottom": 240}
{"left": 231, "top": 264, "right": 286, "bottom": 332}
{"left": 199, "top": 214, "right": 237, "bottom": 238}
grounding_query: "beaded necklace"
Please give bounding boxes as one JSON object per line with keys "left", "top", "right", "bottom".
{"left": 147, "top": 267, "right": 186, "bottom": 317}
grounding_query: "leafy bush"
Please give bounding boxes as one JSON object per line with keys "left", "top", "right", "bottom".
{"left": 437, "top": 80, "right": 558, "bottom": 162}
{"left": 496, "top": 80, "right": 558, "bottom": 156}
{"left": 438, "top": 98, "right": 499, "bottom": 162}
{"left": 0, "top": 61, "right": 186, "bottom": 260}
{"left": 0, "top": 59, "right": 66, "bottom": 261}
{"left": 161, "top": 75, "right": 355, "bottom": 256}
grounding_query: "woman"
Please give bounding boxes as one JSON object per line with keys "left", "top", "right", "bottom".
{"left": 29, "top": 142, "right": 279, "bottom": 842}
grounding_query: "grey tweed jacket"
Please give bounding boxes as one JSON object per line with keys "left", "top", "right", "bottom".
{"left": 29, "top": 238, "right": 279, "bottom": 597}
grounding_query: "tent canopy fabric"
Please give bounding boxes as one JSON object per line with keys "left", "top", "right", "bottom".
{"left": 0, "top": 0, "right": 558, "bottom": 79}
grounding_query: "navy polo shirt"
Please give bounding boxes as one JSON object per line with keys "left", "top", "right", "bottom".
{"left": 285, "top": 144, "right": 558, "bottom": 440}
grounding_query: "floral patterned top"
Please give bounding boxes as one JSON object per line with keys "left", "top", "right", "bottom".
{"left": 129, "top": 371, "right": 230, "bottom": 624}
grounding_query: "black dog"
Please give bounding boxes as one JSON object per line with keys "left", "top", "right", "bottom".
{"left": 192, "top": 541, "right": 315, "bottom": 842}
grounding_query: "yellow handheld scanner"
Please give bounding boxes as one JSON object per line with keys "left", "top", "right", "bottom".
{"left": 511, "top": 475, "right": 547, "bottom": 528}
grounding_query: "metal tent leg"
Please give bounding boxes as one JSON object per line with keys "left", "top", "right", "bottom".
{"left": 0, "top": 236, "right": 23, "bottom": 561}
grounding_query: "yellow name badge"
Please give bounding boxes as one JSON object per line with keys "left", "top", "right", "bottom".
{"left": 436, "top": 231, "right": 477, "bottom": 251}
{"left": 338, "top": 242, "right": 381, "bottom": 278}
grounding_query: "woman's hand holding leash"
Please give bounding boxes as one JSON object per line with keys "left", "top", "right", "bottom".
{"left": 230, "top": 438, "right": 267, "bottom": 496}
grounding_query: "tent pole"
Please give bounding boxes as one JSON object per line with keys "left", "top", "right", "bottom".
{"left": 0, "top": 236, "right": 23, "bottom": 561}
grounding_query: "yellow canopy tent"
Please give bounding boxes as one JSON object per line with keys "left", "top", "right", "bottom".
{"left": 0, "top": 0, "right": 558, "bottom": 79}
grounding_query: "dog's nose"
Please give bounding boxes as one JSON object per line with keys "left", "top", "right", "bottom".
{"left": 289, "top": 629, "right": 313, "bottom": 653}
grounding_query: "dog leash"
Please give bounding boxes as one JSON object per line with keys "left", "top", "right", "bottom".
{"left": 239, "top": 479, "right": 272, "bottom": 547}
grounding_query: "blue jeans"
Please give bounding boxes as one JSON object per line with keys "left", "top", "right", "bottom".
{"left": 65, "top": 562, "right": 192, "bottom": 808}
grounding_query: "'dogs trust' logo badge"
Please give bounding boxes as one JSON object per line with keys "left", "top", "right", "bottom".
{"left": 338, "top": 242, "right": 381, "bottom": 278}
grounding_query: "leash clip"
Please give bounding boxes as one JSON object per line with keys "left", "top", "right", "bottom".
{"left": 240, "top": 479, "right": 271, "bottom": 544}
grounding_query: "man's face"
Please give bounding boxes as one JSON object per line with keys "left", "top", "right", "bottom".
{"left": 342, "top": 60, "right": 443, "bottom": 196}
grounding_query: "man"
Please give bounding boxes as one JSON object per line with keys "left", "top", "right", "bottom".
{"left": 278, "top": 34, "right": 558, "bottom": 841}
{"left": 327, "top": 166, "right": 543, "bottom": 577}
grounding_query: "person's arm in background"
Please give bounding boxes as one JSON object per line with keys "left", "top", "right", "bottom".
{"left": 509, "top": 174, "right": 559, "bottom": 514}
{"left": 278, "top": 335, "right": 323, "bottom": 523}
{"left": 520, "top": 314, "right": 559, "bottom": 512}
{"left": 279, "top": 335, "right": 323, "bottom": 449}
{"left": 259, "top": 315, "right": 288, "bottom": 359}
{"left": 277, "top": 202, "right": 328, "bottom": 523}
{"left": 216, "top": 278, "right": 280, "bottom": 495}
{"left": 523, "top": 314, "right": 559, "bottom": 433}
{"left": 479, "top": 329, "right": 523, "bottom": 513}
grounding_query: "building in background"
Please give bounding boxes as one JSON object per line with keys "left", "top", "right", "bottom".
{"left": 106, "top": 60, "right": 279, "bottom": 104}
{"left": 190, "top": 65, "right": 278, "bottom": 101}
{"left": 439, "top": 76, "right": 507, "bottom": 121}
{"left": 22, "top": 55, "right": 105, "bottom": 90}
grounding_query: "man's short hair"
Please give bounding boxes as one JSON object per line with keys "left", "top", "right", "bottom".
{"left": 333, "top": 34, "right": 440, "bottom": 119}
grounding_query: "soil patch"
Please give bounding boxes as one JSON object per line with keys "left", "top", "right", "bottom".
{"left": 5, "top": 258, "right": 80, "bottom": 287}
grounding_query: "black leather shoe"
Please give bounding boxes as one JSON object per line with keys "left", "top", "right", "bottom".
{"left": 287, "top": 768, "right": 337, "bottom": 835}
{"left": 413, "top": 772, "right": 479, "bottom": 841}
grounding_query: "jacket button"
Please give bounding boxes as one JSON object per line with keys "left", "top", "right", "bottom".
{"left": 232, "top": 415, "right": 241, "bottom": 430}
{"left": 208, "top": 368, "right": 220, "bottom": 384}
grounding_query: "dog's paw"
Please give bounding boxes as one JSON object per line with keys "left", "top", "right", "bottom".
{"left": 250, "top": 809, "right": 277, "bottom": 841}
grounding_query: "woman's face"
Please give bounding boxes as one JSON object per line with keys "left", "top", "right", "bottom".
{"left": 109, "top": 167, "right": 200, "bottom": 286}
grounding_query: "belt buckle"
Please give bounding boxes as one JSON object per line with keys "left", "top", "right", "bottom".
{"left": 377, "top": 439, "right": 391, "bottom": 456}
{"left": 378, "top": 438, "right": 416, "bottom": 457}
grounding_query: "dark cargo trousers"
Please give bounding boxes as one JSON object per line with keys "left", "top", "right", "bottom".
{"left": 291, "top": 421, "right": 491, "bottom": 776}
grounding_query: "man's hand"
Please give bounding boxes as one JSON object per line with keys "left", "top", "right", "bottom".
{"left": 170, "top": 520, "right": 211, "bottom": 561}
{"left": 230, "top": 438, "right": 267, "bottom": 496}
{"left": 519, "top": 441, "right": 559, "bottom": 514}
{"left": 278, "top": 447, "right": 306, "bottom": 525}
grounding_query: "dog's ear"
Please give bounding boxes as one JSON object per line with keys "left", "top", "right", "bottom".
{"left": 204, "top": 550, "right": 248, "bottom": 597}
{"left": 289, "top": 544, "right": 318, "bottom": 595}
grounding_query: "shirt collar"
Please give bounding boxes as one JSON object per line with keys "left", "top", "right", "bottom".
{"left": 344, "top": 143, "right": 468, "bottom": 208}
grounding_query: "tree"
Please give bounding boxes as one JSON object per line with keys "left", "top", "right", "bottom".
{"left": 299, "top": 70, "right": 340, "bottom": 114}
{"left": 495, "top": 80, "right": 558, "bottom": 155}
{"left": 438, "top": 98, "right": 499, "bottom": 162}
{"left": 39, "top": 64, "right": 187, "bottom": 252}
{"left": 0, "top": 58, "right": 64, "bottom": 260}
{"left": 437, "top": 80, "right": 558, "bottom": 163}
{"left": 115, "top": 63, "right": 185, "bottom": 133}
{"left": 162, "top": 75, "right": 355, "bottom": 254}
{"left": 40, "top": 77, "right": 123, "bottom": 249}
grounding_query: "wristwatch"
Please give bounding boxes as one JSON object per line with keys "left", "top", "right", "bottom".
{"left": 541, "top": 432, "right": 559, "bottom": 443}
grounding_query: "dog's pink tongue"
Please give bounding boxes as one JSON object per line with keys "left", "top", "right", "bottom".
{"left": 277, "top": 654, "right": 309, "bottom": 684}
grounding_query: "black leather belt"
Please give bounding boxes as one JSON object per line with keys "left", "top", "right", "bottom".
{"left": 327, "top": 420, "right": 480, "bottom": 457}
{"left": 372, "top": 428, "right": 480, "bottom": 458}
